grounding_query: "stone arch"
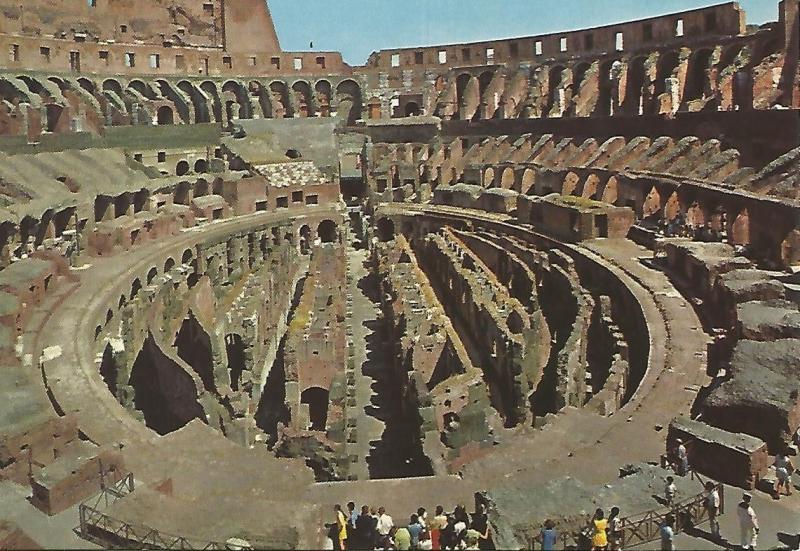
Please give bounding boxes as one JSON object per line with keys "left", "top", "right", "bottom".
{"left": 404, "top": 101, "right": 420, "bottom": 117}
{"left": 291, "top": 80, "right": 313, "bottom": 118}
{"left": 222, "top": 80, "right": 252, "bottom": 122}
{"left": 177, "top": 80, "right": 210, "bottom": 123}
{"left": 595, "top": 59, "right": 618, "bottom": 117}
{"left": 155, "top": 79, "right": 190, "bottom": 123}
{"left": 176, "top": 160, "right": 190, "bottom": 176}
{"left": 174, "top": 312, "right": 216, "bottom": 392}
{"left": 455, "top": 73, "right": 475, "bottom": 120}
{"left": 683, "top": 48, "right": 715, "bottom": 104}
{"left": 686, "top": 201, "right": 706, "bottom": 228}
{"left": 269, "top": 81, "right": 291, "bottom": 118}
{"left": 182, "top": 248, "right": 194, "bottom": 264}
{"left": 561, "top": 171, "right": 581, "bottom": 196}
{"left": 130, "top": 277, "right": 142, "bottom": 299}
{"left": 146, "top": 266, "right": 158, "bottom": 284}
{"left": 521, "top": 169, "right": 536, "bottom": 194}
{"left": 128, "top": 79, "right": 156, "bottom": 99}
{"left": 624, "top": 56, "right": 648, "bottom": 115}
{"left": 318, "top": 219, "right": 337, "bottom": 243}
{"left": 156, "top": 105, "right": 173, "bottom": 125}
{"left": 600, "top": 175, "right": 619, "bottom": 204}
{"left": 45, "top": 104, "right": 64, "bottom": 132}
{"left": 199, "top": 81, "right": 222, "bottom": 122}
{"left": 581, "top": 173, "right": 601, "bottom": 199}
{"left": 164, "top": 257, "right": 176, "bottom": 273}
{"left": 729, "top": 208, "right": 751, "bottom": 245}
{"left": 642, "top": 186, "right": 662, "bottom": 218}
{"left": 500, "top": 167, "right": 515, "bottom": 189}
{"left": 653, "top": 51, "right": 682, "bottom": 111}
{"left": 194, "top": 158, "right": 208, "bottom": 173}
{"left": 663, "top": 191, "right": 681, "bottom": 221}
{"left": 546, "top": 65, "right": 566, "bottom": 116}
{"left": 335, "top": 80, "right": 362, "bottom": 125}
{"left": 314, "top": 80, "right": 332, "bottom": 117}
{"left": 298, "top": 224, "right": 311, "bottom": 254}
{"left": 483, "top": 167, "right": 495, "bottom": 188}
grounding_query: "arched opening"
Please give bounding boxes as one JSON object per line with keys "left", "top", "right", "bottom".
{"left": 684, "top": 49, "right": 714, "bottom": 103}
{"left": 642, "top": 187, "right": 662, "bottom": 219}
{"left": 174, "top": 312, "right": 216, "bottom": 392}
{"left": 601, "top": 176, "right": 619, "bottom": 204}
{"left": 301, "top": 387, "right": 329, "bottom": 431}
{"left": 291, "top": 81, "right": 313, "bottom": 118}
{"left": 269, "top": 81, "right": 291, "bottom": 118}
{"left": 164, "top": 257, "right": 175, "bottom": 273}
{"left": 483, "top": 167, "right": 495, "bottom": 188}
{"left": 129, "top": 334, "right": 205, "bottom": 435}
{"left": 561, "top": 172, "right": 581, "bottom": 196}
{"left": 546, "top": 66, "right": 566, "bottom": 116}
{"left": 318, "top": 219, "right": 337, "bottom": 243}
{"left": 455, "top": 73, "right": 474, "bottom": 120}
{"left": 521, "top": 169, "right": 536, "bottom": 194}
{"left": 156, "top": 105, "right": 174, "bottom": 125}
{"left": 582, "top": 174, "right": 601, "bottom": 199}
{"left": 653, "top": 51, "right": 681, "bottom": 113}
{"left": 285, "top": 149, "right": 302, "bottom": 159}
{"left": 624, "top": 57, "right": 648, "bottom": 115}
{"left": 404, "top": 101, "right": 420, "bottom": 117}
{"left": 729, "top": 209, "right": 751, "bottom": 246}
{"left": 45, "top": 104, "right": 64, "bottom": 132}
{"left": 335, "top": 80, "right": 362, "bottom": 125}
{"left": 299, "top": 224, "right": 311, "bottom": 254}
{"left": 225, "top": 334, "right": 246, "bottom": 391}
{"left": 377, "top": 218, "right": 395, "bottom": 242}
{"left": 146, "top": 267, "right": 158, "bottom": 284}
{"left": 182, "top": 248, "right": 193, "bottom": 264}
{"left": 569, "top": 62, "right": 591, "bottom": 115}
{"left": 193, "top": 159, "right": 208, "bottom": 173}
{"left": 315, "top": 80, "right": 332, "bottom": 117}
{"left": 595, "top": 60, "right": 617, "bottom": 117}
{"left": 500, "top": 168, "right": 515, "bottom": 189}
{"left": 130, "top": 278, "right": 142, "bottom": 299}
{"left": 99, "top": 342, "right": 118, "bottom": 397}
{"left": 176, "top": 160, "right": 190, "bottom": 176}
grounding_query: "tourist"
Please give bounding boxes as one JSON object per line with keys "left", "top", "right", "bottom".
{"left": 440, "top": 516, "right": 457, "bottom": 550}
{"left": 377, "top": 507, "right": 395, "bottom": 550}
{"left": 334, "top": 504, "right": 348, "bottom": 551}
{"left": 348, "top": 501, "right": 359, "bottom": 530}
{"left": 470, "top": 503, "right": 493, "bottom": 550}
{"left": 704, "top": 481, "right": 721, "bottom": 539}
{"left": 737, "top": 493, "right": 759, "bottom": 550}
{"left": 453, "top": 504, "right": 470, "bottom": 529}
{"left": 395, "top": 525, "right": 412, "bottom": 551}
{"left": 590, "top": 508, "right": 608, "bottom": 551}
{"left": 774, "top": 449, "right": 795, "bottom": 499}
{"left": 408, "top": 514, "right": 424, "bottom": 549}
{"left": 431, "top": 505, "right": 447, "bottom": 550}
{"left": 664, "top": 476, "right": 677, "bottom": 506}
{"left": 675, "top": 439, "right": 689, "bottom": 476}
{"left": 607, "top": 507, "right": 622, "bottom": 551}
{"left": 355, "top": 505, "right": 376, "bottom": 550}
{"left": 659, "top": 514, "right": 675, "bottom": 551}
{"left": 418, "top": 507, "right": 428, "bottom": 529}
{"left": 540, "top": 519, "right": 558, "bottom": 551}
{"left": 371, "top": 508, "right": 381, "bottom": 549}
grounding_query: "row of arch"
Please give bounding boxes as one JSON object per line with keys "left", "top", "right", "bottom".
{"left": 437, "top": 34, "right": 785, "bottom": 120}
{"left": 0, "top": 73, "right": 365, "bottom": 135}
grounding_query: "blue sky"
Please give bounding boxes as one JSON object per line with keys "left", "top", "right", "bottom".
{"left": 269, "top": 0, "right": 780, "bottom": 65}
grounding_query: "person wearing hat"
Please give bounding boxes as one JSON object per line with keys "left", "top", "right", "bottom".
{"left": 737, "top": 493, "right": 759, "bottom": 550}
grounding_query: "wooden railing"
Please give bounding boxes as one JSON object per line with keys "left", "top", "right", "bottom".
{"left": 527, "top": 473, "right": 724, "bottom": 550}
{"left": 76, "top": 473, "right": 233, "bottom": 550}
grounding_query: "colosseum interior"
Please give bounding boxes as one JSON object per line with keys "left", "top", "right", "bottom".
{"left": 0, "top": 0, "right": 798, "bottom": 549}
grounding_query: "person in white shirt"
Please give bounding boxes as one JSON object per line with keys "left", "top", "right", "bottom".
{"left": 737, "top": 493, "right": 759, "bottom": 550}
{"left": 774, "top": 451, "right": 795, "bottom": 499}
{"left": 665, "top": 476, "right": 677, "bottom": 505}
{"left": 376, "top": 507, "right": 394, "bottom": 549}
{"left": 675, "top": 439, "right": 689, "bottom": 476}
{"left": 704, "top": 482, "right": 721, "bottom": 539}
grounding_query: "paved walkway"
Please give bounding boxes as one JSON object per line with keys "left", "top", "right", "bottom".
{"left": 0, "top": 480, "right": 97, "bottom": 549}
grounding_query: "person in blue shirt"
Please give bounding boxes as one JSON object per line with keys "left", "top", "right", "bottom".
{"left": 541, "top": 519, "right": 558, "bottom": 551}
{"left": 660, "top": 514, "right": 675, "bottom": 551}
{"left": 407, "top": 514, "right": 424, "bottom": 549}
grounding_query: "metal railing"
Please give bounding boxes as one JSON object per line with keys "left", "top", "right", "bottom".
{"left": 527, "top": 474, "right": 724, "bottom": 550}
{"left": 76, "top": 473, "right": 233, "bottom": 550}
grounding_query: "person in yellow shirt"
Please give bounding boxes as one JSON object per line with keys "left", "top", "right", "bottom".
{"left": 333, "top": 504, "right": 347, "bottom": 551}
{"left": 591, "top": 508, "right": 608, "bottom": 550}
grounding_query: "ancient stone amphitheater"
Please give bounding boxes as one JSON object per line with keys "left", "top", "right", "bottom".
{"left": 0, "top": 0, "right": 798, "bottom": 549}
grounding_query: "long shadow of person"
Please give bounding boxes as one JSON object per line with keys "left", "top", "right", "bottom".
{"left": 683, "top": 525, "right": 737, "bottom": 550}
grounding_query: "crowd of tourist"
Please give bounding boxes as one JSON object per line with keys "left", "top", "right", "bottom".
{"left": 326, "top": 502, "right": 494, "bottom": 550}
